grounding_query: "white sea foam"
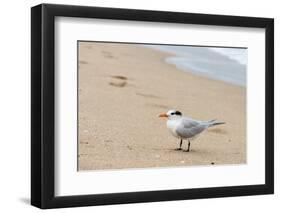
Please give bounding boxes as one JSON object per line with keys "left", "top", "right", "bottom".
{"left": 208, "top": 47, "right": 248, "bottom": 65}
{"left": 144, "top": 45, "right": 247, "bottom": 87}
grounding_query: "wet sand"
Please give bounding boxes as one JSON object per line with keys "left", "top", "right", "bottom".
{"left": 78, "top": 42, "right": 246, "bottom": 171}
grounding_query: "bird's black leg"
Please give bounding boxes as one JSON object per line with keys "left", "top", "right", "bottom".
{"left": 185, "top": 140, "right": 191, "bottom": 152}
{"left": 175, "top": 139, "right": 183, "bottom": 150}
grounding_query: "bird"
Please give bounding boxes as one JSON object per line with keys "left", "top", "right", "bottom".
{"left": 158, "top": 109, "right": 225, "bottom": 152}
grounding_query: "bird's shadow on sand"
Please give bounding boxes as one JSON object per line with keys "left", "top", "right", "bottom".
{"left": 165, "top": 148, "right": 213, "bottom": 155}
{"left": 166, "top": 148, "right": 196, "bottom": 153}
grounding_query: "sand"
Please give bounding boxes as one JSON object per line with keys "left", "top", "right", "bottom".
{"left": 78, "top": 42, "right": 246, "bottom": 171}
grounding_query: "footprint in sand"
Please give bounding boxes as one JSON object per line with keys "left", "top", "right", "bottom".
{"left": 135, "top": 92, "right": 161, "bottom": 99}
{"left": 79, "top": 60, "right": 88, "bottom": 69}
{"left": 135, "top": 93, "right": 169, "bottom": 109}
{"left": 111, "top": 75, "right": 127, "bottom": 80}
{"left": 146, "top": 103, "right": 170, "bottom": 109}
{"left": 102, "top": 51, "right": 115, "bottom": 59}
{"left": 79, "top": 60, "right": 88, "bottom": 65}
{"left": 80, "top": 141, "right": 89, "bottom": 145}
{"left": 109, "top": 75, "right": 128, "bottom": 88}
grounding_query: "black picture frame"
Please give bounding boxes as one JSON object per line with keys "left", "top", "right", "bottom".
{"left": 31, "top": 3, "right": 274, "bottom": 209}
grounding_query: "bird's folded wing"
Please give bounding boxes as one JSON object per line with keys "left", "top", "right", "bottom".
{"left": 175, "top": 119, "right": 206, "bottom": 138}
{"left": 182, "top": 118, "right": 201, "bottom": 128}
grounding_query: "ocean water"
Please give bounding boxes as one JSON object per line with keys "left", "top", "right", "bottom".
{"left": 144, "top": 45, "right": 247, "bottom": 87}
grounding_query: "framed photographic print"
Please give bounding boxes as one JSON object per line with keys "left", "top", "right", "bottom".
{"left": 31, "top": 3, "right": 274, "bottom": 209}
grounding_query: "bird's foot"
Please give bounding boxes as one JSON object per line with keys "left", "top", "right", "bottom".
{"left": 184, "top": 149, "right": 190, "bottom": 152}
{"left": 174, "top": 148, "right": 182, "bottom": 151}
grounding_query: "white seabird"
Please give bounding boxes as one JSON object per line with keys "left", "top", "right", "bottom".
{"left": 159, "top": 109, "right": 225, "bottom": 152}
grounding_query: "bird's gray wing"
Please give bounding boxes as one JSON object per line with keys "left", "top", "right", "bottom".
{"left": 175, "top": 118, "right": 207, "bottom": 139}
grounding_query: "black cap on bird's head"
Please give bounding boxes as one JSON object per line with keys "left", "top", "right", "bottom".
{"left": 159, "top": 109, "right": 182, "bottom": 119}
{"left": 171, "top": 110, "right": 182, "bottom": 116}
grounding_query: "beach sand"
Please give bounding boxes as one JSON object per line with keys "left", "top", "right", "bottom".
{"left": 78, "top": 42, "right": 246, "bottom": 171}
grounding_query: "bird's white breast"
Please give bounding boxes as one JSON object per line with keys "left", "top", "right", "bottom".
{"left": 166, "top": 119, "right": 181, "bottom": 138}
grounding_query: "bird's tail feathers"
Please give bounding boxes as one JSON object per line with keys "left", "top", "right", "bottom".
{"left": 208, "top": 119, "right": 226, "bottom": 127}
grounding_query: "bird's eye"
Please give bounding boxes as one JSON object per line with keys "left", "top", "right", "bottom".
{"left": 171, "top": 112, "right": 175, "bottom": 115}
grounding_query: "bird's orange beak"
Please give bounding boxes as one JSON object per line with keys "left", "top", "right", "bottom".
{"left": 158, "top": 113, "right": 168, "bottom": 118}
